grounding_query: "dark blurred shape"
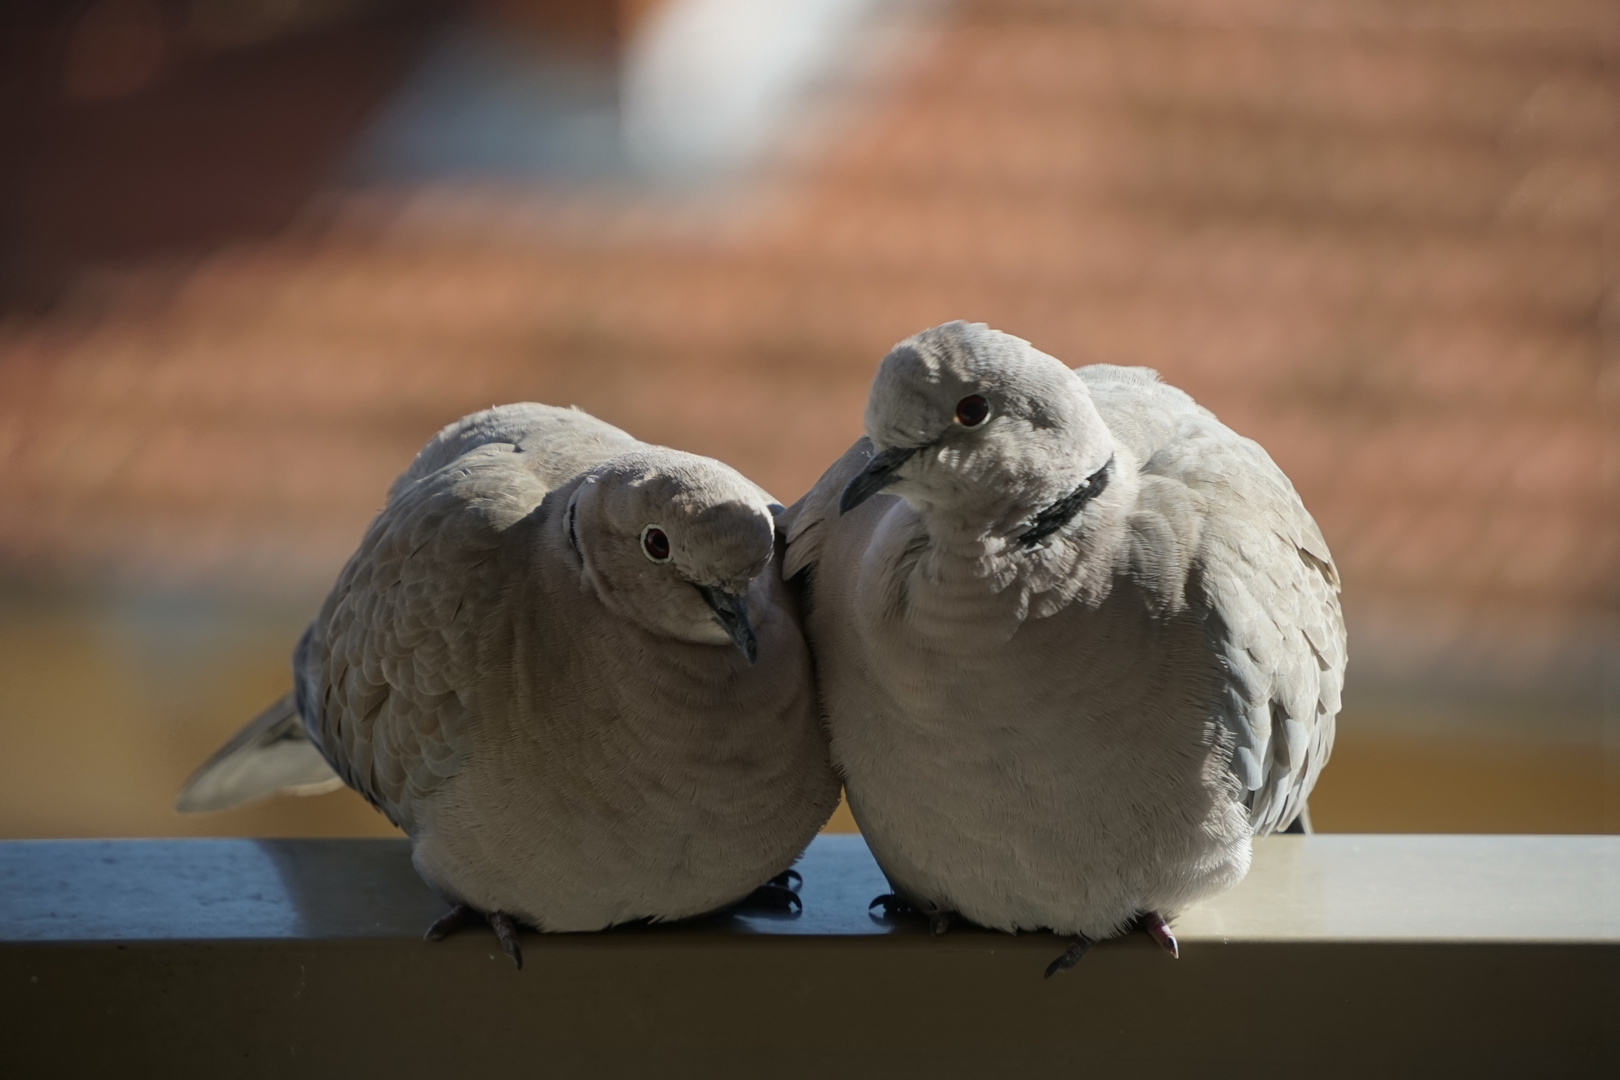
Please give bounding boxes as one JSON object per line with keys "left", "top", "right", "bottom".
{"left": 477, "top": 0, "right": 647, "bottom": 57}
{"left": 0, "top": 0, "right": 669, "bottom": 308}
{"left": 60, "top": 0, "right": 169, "bottom": 102}
{"left": 1, "top": 0, "right": 441, "bottom": 307}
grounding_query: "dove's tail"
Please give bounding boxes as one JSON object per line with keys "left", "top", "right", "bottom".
{"left": 174, "top": 691, "right": 343, "bottom": 813}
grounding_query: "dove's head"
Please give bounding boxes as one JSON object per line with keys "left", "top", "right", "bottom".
{"left": 567, "top": 450, "right": 777, "bottom": 662}
{"left": 841, "top": 322, "right": 1115, "bottom": 537}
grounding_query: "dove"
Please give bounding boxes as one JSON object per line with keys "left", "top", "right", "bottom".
{"left": 781, "top": 322, "right": 1344, "bottom": 974}
{"left": 178, "top": 403, "right": 841, "bottom": 966}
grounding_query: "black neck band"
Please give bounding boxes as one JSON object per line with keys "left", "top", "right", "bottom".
{"left": 1016, "top": 456, "right": 1114, "bottom": 548}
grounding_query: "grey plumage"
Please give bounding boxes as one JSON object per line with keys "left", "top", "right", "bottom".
{"left": 783, "top": 322, "right": 1344, "bottom": 940}
{"left": 180, "top": 403, "right": 840, "bottom": 932}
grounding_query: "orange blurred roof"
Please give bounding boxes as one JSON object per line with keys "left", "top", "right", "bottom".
{"left": 0, "top": 0, "right": 1613, "bottom": 685}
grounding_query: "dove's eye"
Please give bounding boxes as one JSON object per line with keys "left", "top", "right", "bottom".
{"left": 955, "top": 395, "right": 990, "bottom": 428}
{"left": 641, "top": 526, "right": 672, "bottom": 563}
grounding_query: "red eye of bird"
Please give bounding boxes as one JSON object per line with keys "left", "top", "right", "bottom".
{"left": 641, "top": 526, "right": 671, "bottom": 562}
{"left": 955, "top": 394, "right": 990, "bottom": 427}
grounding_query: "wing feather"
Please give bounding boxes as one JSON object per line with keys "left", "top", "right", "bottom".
{"left": 1084, "top": 365, "right": 1345, "bottom": 835}
{"left": 295, "top": 403, "right": 634, "bottom": 832}
{"left": 781, "top": 437, "right": 877, "bottom": 580}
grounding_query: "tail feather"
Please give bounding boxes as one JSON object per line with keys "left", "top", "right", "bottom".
{"left": 1281, "top": 803, "right": 1314, "bottom": 835}
{"left": 174, "top": 691, "right": 342, "bottom": 813}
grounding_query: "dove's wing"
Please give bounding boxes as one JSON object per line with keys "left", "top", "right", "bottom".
{"left": 298, "top": 404, "right": 637, "bottom": 832}
{"left": 781, "top": 436, "right": 877, "bottom": 581}
{"left": 1083, "top": 365, "right": 1345, "bottom": 835}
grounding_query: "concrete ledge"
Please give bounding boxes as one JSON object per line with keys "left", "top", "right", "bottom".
{"left": 2, "top": 835, "right": 1616, "bottom": 1077}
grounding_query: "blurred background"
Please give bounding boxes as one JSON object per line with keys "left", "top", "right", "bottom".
{"left": 0, "top": 0, "right": 1614, "bottom": 840}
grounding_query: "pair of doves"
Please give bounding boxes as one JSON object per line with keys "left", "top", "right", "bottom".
{"left": 178, "top": 321, "right": 1344, "bottom": 973}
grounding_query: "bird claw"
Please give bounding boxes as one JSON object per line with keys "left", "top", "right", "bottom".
{"left": 424, "top": 903, "right": 480, "bottom": 941}
{"left": 868, "top": 892, "right": 912, "bottom": 918}
{"left": 740, "top": 882, "right": 803, "bottom": 915}
{"left": 1044, "top": 936, "right": 1093, "bottom": 978}
{"left": 1141, "top": 911, "right": 1179, "bottom": 959}
{"left": 423, "top": 903, "right": 525, "bottom": 970}
{"left": 489, "top": 911, "right": 523, "bottom": 970}
{"left": 768, "top": 869, "right": 803, "bottom": 892}
{"left": 868, "top": 893, "right": 953, "bottom": 934}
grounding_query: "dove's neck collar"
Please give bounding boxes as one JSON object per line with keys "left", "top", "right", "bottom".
{"left": 899, "top": 454, "right": 1121, "bottom": 577}
{"left": 1015, "top": 456, "right": 1113, "bottom": 548}
{"left": 566, "top": 498, "right": 581, "bottom": 558}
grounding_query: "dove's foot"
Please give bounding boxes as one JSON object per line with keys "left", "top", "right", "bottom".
{"left": 489, "top": 911, "right": 523, "bottom": 970}
{"left": 868, "top": 893, "right": 954, "bottom": 935}
{"left": 1140, "top": 911, "right": 1179, "bottom": 959}
{"left": 423, "top": 904, "right": 525, "bottom": 970}
{"left": 739, "top": 883, "right": 803, "bottom": 915}
{"left": 769, "top": 869, "right": 803, "bottom": 891}
{"left": 424, "top": 903, "right": 480, "bottom": 941}
{"left": 868, "top": 892, "right": 912, "bottom": 919}
{"left": 1044, "top": 935, "right": 1094, "bottom": 978}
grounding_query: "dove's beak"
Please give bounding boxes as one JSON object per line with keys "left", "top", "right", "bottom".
{"left": 697, "top": 584, "right": 757, "bottom": 664}
{"left": 839, "top": 445, "right": 919, "bottom": 514}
